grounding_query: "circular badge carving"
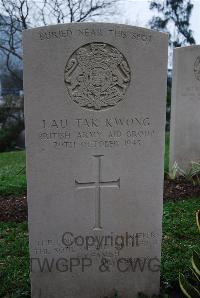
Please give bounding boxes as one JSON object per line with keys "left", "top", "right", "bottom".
{"left": 194, "top": 56, "right": 200, "bottom": 81}
{"left": 64, "top": 43, "right": 131, "bottom": 110}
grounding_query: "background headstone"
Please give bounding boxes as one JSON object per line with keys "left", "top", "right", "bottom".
{"left": 170, "top": 45, "right": 200, "bottom": 171}
{"left": 23, "top": 23, "right": 168, "bottom": 298}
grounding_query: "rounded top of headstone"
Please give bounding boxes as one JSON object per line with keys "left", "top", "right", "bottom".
{"left": 64, "top": 42, "right": 131, "bottom": 111}
{"left": 174, "top": 45, "right": 200, "bottom": 51}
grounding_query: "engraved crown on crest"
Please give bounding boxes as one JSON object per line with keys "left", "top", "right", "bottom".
{"left": 64, "top": 42, "right": 131, "bottom": 110}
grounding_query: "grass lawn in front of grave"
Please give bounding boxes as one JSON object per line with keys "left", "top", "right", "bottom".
{"left": 0, "top": 222, "right": 30, "bottom": 298}
{"left": 161, "top": 197, "right": 200, "bottom": 294}
{"left": 0, "top": 151, "right": 26, "bottom": 196}
{"left": 0, "top": 197, "right": 199, "bottom": 297}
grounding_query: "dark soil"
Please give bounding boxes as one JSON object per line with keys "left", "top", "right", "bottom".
{"left": 0, "top": 195, "right": 27, "bottom": 222}
{"left": 0, "top": 177, "right": 200, "bottom": 222}
{"left": 164, "top": 176, "right": 200, "bottom": 201}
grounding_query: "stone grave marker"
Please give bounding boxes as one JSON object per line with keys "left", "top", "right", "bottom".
{"left": 170, "top": 45, "right": 200, "bottom": 172}
{"left": 23, "top": 23, "right": 168, "bottom": 298}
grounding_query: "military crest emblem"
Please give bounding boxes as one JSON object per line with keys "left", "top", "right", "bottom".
{"left": 64, "top": 43, "right": 131, "bottom": 110}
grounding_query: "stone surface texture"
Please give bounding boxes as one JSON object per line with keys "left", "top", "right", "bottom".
{"left": 170, "top": 45, "right": 200, "bottom": 171}
{"left": 23, "top": 23, "right": 168, "bottom": 298}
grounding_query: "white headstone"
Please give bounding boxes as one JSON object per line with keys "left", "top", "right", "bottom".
{"left": 23, "top": 23, "right": 168, "bottom": 298}
{"left": 170, "top": 45, "right": 200, "bottom": 171}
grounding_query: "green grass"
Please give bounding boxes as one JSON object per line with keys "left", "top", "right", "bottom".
{"left": 0, "top": 222, "right": 30, "bottom": 298}
{"left": 0, "top": 151, "right": 26, "bottom": 196}
{"left": 161, "top": 197, "right": 200, "bottom": 291}
{"left": 0, "top": 198, "right": 199, "bottom": 297}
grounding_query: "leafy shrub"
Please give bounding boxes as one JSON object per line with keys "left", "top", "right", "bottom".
{"left": 0, "top": 95, "right": 24, "bottom": 127}
{"left": 168, "top": 161, "right": 200, "bottom": 185}
{"left": 0, "top": 121, "right": 24, "bottom": 152}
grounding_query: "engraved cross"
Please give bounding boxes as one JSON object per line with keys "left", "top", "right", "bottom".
{"left": 75, "top": 155, "right": 120, "bottom": 230}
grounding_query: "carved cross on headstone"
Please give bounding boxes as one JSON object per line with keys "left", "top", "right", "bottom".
{"left": 75, "top": 155, "right": 120, "bottom": 230}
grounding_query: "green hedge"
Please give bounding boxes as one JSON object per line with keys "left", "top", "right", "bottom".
{"left": 0, "top": 121, "right": 24, "bottom": 152}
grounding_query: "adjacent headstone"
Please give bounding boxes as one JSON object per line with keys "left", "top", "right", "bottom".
{"left": 170, "top": 45, "right": 200, "bottom": 171}
{"left": 23, "top": 23, "right": 168, "bottom": 298}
